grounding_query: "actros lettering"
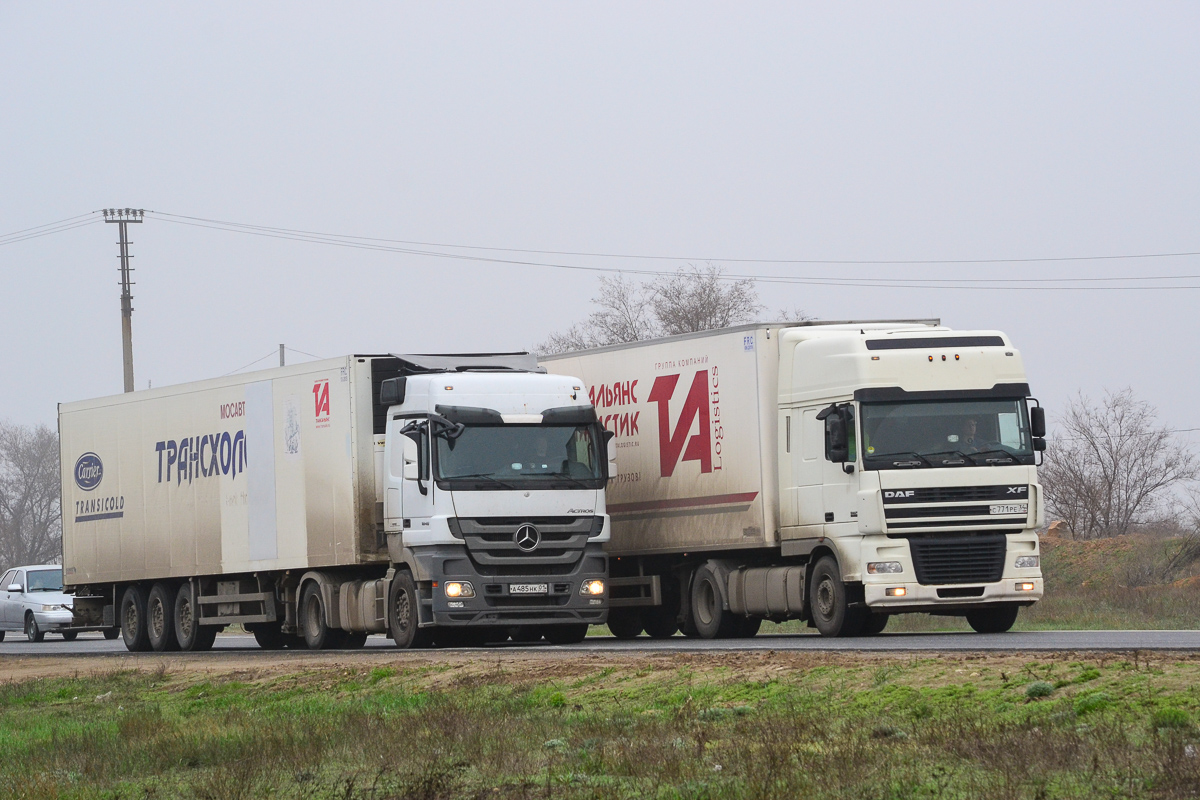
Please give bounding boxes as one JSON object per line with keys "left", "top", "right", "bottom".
{"left": 155, "top": 431, "right": 247, "bottom": 485}
{"left": 648, "top": 370, "right": 712, "bottom": 477}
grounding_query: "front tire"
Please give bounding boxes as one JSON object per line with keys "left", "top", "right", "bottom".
{"left": 690, "top": 564, "right": 738, "bottom": 639}
{"left": 966, "top": 605, "right": 1019, "bottom": 633}
{"left": 120, "top": 585, "right": 152, "bottom": 651}
{"left": 25, "top": 613, "right": 45, "bottom": 643}
{"left": 147, "top": 583, "right": 180, "bottom": 652}
{"left": 544, "top": 623, "right": 589, "bottom": 645}
{"left": 808, "top": 556, "right": 865, "bottom": 637}
{"left": 103, "top": 628, "right": 119, "bottom": 640}
{"left": 859, "top": 613, "right": 890, "bottom": 636}
{"left": 606, "top": 609, "right": 644, "bottom": 640}
{"left": 388, "top": 572, "right": 433, "bottom": 649}
{"left": 61, "top": 631, "right": 78, "bottom": 642}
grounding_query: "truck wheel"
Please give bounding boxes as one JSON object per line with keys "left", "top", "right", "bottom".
{"left": 606, "top": 609, "right": 644, "bottom": 639}
{"left": 300, "top": 582, "right": 341, "bottom": 650}
{"left": 174, "top": 583, "right": 217, "bottom": 652}
{"left": 690, "top": 564, "right": 739, "bottom": 639}
{"left": 507, "top": 625, "right": 543, "bottom": 643}
{"left": 340, "top": 632, "right": 368, "bottom": 649}
{"left": 25, "top": 613, "right": 45, "bottom": 643}
{"left": 966, "top": 605, "right": 1019, "bottom": 633}
{"left": 248, "top": 622, "right": 287, "bottom": 650}
{"left": 860, "top": 613, "right": 890, "bottom": 636}
{"left": 388, "top": 572, "right": 433, "bottom": 649}
{"left": 120, "top": 585, "right": 152, "bottom": 651}
{"left": 733, "top": 616, "right": 762, "bottom": 638}
{"left": 808, "top": 556, "right": 865, "bottom": 637}
{"left": 147, "top": 583, "right": 180, "bottom": 652}
{"left": 544, "top": 624, "right": 589, "bottom": 645}
{"left": 644, "top": 579, "right": 681, "bottom": 639}
{"left": 0, "top": 630, "right": 5, "bottom": 642}
{"left": 103, "top": 628, "right": 119, "bottom": 640}
{"left": 61, "top": 631, "right": 78, "bottom": 642}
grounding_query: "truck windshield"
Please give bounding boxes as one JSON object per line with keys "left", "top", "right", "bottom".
{"left": 436, "top": 424, "right": 604, "bottom": 489}
{"left": 26, "top": 569, "right": 63, "bottom": 592}
{"left": 860, "top": 399, "right": 1035, "bottom": 469}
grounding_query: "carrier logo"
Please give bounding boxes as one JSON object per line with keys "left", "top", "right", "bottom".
{"left": 74, "top": 453, "right": 103, "bottom": 491}
{"left": 648, "top": 370, "right": 712, "bottom": 477}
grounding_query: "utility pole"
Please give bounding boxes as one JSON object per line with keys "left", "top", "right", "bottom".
{"left": 103, "top": 208, "right": 144, "bottom": 393}
{"left": 280, "top": 344, "right": 286, "bottom": 367}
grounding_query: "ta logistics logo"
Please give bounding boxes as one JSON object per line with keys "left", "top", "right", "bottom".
{"left": 72, "top": 452, "right": 125, "bottom": 523}
{"left": 314, "top": 379, "right": 331, "bottom": 429}
{"left": 648, "top": 367, "right": 723, "bottom": 478}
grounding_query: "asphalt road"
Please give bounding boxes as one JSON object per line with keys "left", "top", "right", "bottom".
{"left": 3, "top": 629, "right": 1199, "bottom": 656}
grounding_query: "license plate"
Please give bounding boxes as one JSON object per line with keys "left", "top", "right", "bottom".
{"left": 509, "top": 583, "right": 549, "bottom": 595}
{"left": 989, "top": 504, "right": 1028, "bottom": 515}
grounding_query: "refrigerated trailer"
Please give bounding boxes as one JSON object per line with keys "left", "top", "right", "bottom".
{"left": 60, "top": 353, "right": 612, "bottom": 652}
{"left": 541, "top": 321, "right": 1047, "bottom": 638}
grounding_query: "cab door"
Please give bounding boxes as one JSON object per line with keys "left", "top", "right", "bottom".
{"left": 383, "top": 416, "right": 433, "bottom": 535}
{"left": 819, "top": 404, "right": 858, "bottom": 531}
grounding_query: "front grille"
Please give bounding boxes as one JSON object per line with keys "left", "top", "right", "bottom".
{"left": 909, "top": 535, "right": 1006, "bottom": 585}
{"left": 455, "top": 517, "right": 596, "bottom": 577}
{"left": 883, "top": 485, "right": 1028, "bottom": 504}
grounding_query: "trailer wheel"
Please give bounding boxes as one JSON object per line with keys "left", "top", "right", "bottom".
{"left": 605, "top": 608, "right": 644, "bottom": 639}
{"left": 544, "top": 623, "right": 589, "bottom": 645}
{"left": 25, "top": 612, "right": 45, "bottom": 643}
{"left": 61, "top": 631, "right": 78, "bottom": 642}
{"left": 147, "top": 583, "right": 180, "bottom": 652}
{"left": 966, "top": 605, "right": 1019, "bottom": 633}
{"left": 388, "top": 571, "right": 433, "bottom": 649}
{"left": 860, "top": 613, "right": 890, "bottom": 636}
{"left": 120, "top": 585, "right": 152, "bottom": 651}
{"left": 103, "top": 628, "right": 119, "bottom": 640}
{"left": 174, "top": 583, "right": 217, "bottom": 652}
{"left": 808, "top": 556, "right": 865, "bottom": 637}
{"left": 690, "top": 564, "right": 739, "bottom": 639}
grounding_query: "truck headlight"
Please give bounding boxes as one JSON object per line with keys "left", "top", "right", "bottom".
{"left": 580, "top": 579, "right": 605, "bottom": 596}
{"left": 867, "top": 561, "right": 903, "bottom": 574}
{"left": 1014, "top": 556, "right": 1039, "bottom": 569}
{"left": 443, "top": 581, "right": 475, "bottom": 598}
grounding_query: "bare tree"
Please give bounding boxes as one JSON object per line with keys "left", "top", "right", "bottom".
{"left": 1040, "top": 389, "right": 1198, "bottom": 539}
{"left": 537, "top": 264, "right": 768, "bottom": 355}
{"left": 0, "top": 421, "right": 62, "bottom": 566}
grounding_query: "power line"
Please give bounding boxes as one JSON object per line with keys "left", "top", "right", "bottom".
{"left": 222, "top": 350, "right": 280, "bottom": 376}
{"left": 0, "top": 216, "right": 100, "bottom": 247}
{"left": 285, "top": 346, "right": 324, "bottom": 360}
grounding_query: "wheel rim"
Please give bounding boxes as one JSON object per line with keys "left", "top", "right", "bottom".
{"left": 178, "top": 597, "right": 193, "bottom": 640}
{"left": 125, "top": 602, "right": 139, "bottom": 635}
{"left": 394, "top": 589, "right": 413, "bottom": 634}
{"left": 304, "top": 594, "right": 322, "bottom": 639}
{"left": 26, "top": 616, "right": 36, "bottom": 637}
{"left": 150, "top": 598, "right": 164, "bottom": 639}
{"left": 816, "top": 577, "right": 835, "bottom": 619}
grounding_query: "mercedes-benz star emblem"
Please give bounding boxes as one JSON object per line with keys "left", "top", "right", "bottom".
{"left": 514, "top": 524, "right": 541, "bottom": 552}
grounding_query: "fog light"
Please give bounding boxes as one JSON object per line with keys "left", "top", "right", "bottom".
{"left": 1015, "top": 582, "right": 1036, "bottom": 592}
{"left": 1014, "top": 555, "right": 1039, "bottom": 569}
{"left": 885, "top": 587, "right": 907, "bottom": 597}
{"left": 444, "top": 581, "right": 475, "bottom": 598}
{"left": 580, "top": 579, "right": 605, "bottom": 596}
{"left": 868, "top": 561, "right": 903, "bottom": 574}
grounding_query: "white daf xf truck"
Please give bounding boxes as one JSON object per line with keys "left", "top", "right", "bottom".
{"left": 59, "top": 353, "right": 611, "bottom": 652}
{"left": 541, "top": 321, "right": 1046, "bottom": 638}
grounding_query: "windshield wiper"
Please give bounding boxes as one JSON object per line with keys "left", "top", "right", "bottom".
{"left": 444, "top": 472, "right": 515, "bottom": 489}
{"left": 968, "top": 449, "right": 1020, "bottom": 465}
{"left": 922, "top": 450, "right": 973, "bottom": 465}
{"left": 866, "top": 451, "right": 932, "bottom": 467}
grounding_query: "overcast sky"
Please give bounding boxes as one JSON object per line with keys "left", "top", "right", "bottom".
{"left": 2, "top": 3, "right": 1198, "bottom": 440}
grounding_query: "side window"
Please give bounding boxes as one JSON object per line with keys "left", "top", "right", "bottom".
{"left": 998, "top": 413, "right": 1021, "bottom": 449}
{"left": 1, "top": 570, "right": 14, "bottom": 589}
{"left": 405, "top": 426, "right": 430, "bottom": 481}
{"left": 14, "top": 570, "right": 24, "bottom": 590}
{"left": 845, "top": 406, "right": 857, "bottom": 462}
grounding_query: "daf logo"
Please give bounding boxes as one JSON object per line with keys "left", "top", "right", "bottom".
{"left": 1007, "top": 486, "right": 1028, "bottom": 495}
{"left": 514, "top": 524, "right": 541, "bottom": 552}
{"left": 883, "top": 490, "right": 915, "bottom": 498}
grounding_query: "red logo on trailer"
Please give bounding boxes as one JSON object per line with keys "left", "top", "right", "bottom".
{"left": 313, "top": 380, "right": 331, "bottom": 428}
{"left": 648, "top": 370, "right": 712, "bottom": 477}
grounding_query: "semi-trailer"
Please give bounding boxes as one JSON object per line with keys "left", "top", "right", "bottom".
{"left": 541, "top": 321, "right": 1046, "bottom": 638}
{"left": 60, "top": 353, "right": 612, "bottom": 651}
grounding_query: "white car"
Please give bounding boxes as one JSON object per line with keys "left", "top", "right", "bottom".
{"left": 0, "top": 565, "right": 77, "bottom": 642}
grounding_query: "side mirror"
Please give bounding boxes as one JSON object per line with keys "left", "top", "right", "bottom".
{"left": 604, "top": 430, "right": 618, "bottom": 477}
{"left": 8, "top": 583, "right": 22, "bottom": 593}
{"left": 825, "top": 415, "right": 849, "bottom": 463}
{"left": 1033, "top": 438, "right": 1047, "bottom": 452}
{"left": 402, "top": 436, "right": 419, "bottom": 480}
{"left": 380, "top": 377, "right": 406, "bottom": 407}
{"left": 1030, "top": 405, "right": 1046, "bottom": 438}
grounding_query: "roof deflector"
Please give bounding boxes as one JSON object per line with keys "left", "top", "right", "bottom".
{"left": 389, "top": 352, "right": 544, "bottom": 374}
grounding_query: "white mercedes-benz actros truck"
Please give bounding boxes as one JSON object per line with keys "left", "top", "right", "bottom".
{"left": 542, "top": 321, "right": 1046, "bottom": 638}
{"left": 60, "top": 353, "right": 612, "bottom": 651}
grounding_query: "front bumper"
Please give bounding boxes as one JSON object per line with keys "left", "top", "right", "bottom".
{"left": 419, "top": 542, "right": 609, "bottom": 628}
{"left": 865, "top": 577, "right": 1043, "bottom": 610}
{"left": 32, "top": 609, "right": 75, "bottom": 630}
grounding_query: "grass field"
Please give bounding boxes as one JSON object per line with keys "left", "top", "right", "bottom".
{"left": 2, "top": 651, "right": 1199, "bottom": 799}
